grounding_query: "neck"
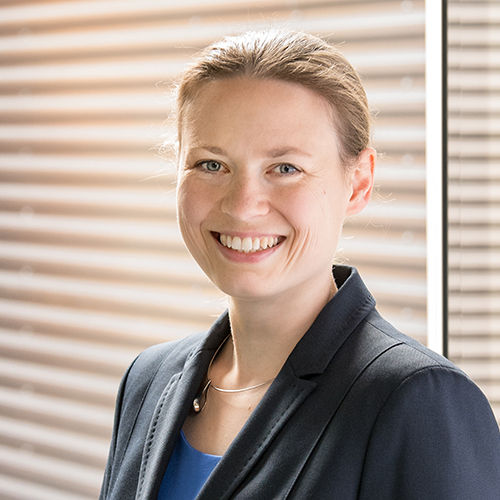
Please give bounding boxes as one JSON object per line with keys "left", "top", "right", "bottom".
{"left": 214, "top": 272, "right": 337, "bottom": 387}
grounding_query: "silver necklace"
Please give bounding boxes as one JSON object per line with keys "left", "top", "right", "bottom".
{"left": 192, "top": 335, "right": 275, "bottom": 413}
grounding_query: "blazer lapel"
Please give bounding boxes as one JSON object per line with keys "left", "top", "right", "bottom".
{"left": 198, "top": 362, "right": 316, "bottom": 500}
{"left": 135, "top": 315, "right": 230, "bottom": 500}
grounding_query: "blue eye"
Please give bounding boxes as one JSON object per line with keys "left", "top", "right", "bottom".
{"left": 276, "top": 163, "right": 298, "bottom": 175}
{"left": 199, "top": 160, "right": 222, "bottom": 172}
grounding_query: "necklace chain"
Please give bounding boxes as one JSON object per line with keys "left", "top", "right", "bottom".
{"left": 192, "top": 334, "right": 275, "bottom": 413}
{"left": 210, "top": 378, "right": 274, "bottom": 393}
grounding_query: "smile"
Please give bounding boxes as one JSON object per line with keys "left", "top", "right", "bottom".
{"left": 216, "top": 233, "right": 283, "bottom": 253}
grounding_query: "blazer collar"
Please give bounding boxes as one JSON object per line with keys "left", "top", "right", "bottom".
{"left": 194, "top": 266, "right": 375, "bottom": 378}
{"left": 288, "top": 265, "right": 376, "bottom": 377}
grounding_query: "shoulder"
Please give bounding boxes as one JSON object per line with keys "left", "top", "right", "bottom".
{"left": 359, "top": 366, "right": 500, "bottom": 499}
{"left": 123, "top": 331, "right": 208, "bottom": 393}
{"left": 122, "top": 311, "right": 230, "bottom": 392}
{"left": 359, "top": 310, "right": 496, "bottom": 422}
{"left": 354, "top": 309, "right": 498, "bottom": 452}
{"left": 111, "top": 331, "right": 208, "bottom": 428}
{"left": 100, "top": 331, "right": 209, "bottom": 498}
{"left": 355, "top": 309, "right": 465, "bottom": 390}
{"left": 357, "top": 311, "right": 500, "bottom": 499}
{"left": 334, "top": 308, "right": 488, "bottom": 433}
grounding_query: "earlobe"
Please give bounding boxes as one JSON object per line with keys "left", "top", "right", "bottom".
{"left": 346, "top": 147, "right": 376, "bottom": 216}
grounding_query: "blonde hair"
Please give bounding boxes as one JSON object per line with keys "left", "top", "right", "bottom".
{"left": 176, "top": 29, "right": 371, "bottom": 165}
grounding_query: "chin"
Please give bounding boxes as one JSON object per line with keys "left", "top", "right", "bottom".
{"left": 214, "top": 277, "right": 277, "bottom": 302}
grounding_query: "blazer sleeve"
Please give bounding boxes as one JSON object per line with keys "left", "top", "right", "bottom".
{"left": 358, "top": 366, "right": 500, "bottom": 500}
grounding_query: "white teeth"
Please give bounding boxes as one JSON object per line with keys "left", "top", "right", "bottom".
{"left": 218, "top": 233, "right": 281, "bottom": 253}
{"left": 231, "top": 236, "right": 241, "bottom": 251}
{"left": 242, "top": 237, "right": 253, "bottom": 253}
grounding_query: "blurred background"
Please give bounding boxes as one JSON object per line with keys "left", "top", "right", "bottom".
{"left": 0, "top": 0, "right": 497, "bottom": 498}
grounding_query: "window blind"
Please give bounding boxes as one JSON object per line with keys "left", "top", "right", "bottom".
{"left": 0, "top": 1, "right": 429, "bottom": 498}
{"left": 447, "top": 0, "right": 500, "bottom": 421}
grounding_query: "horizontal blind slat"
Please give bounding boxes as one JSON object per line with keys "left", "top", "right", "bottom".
{"left": 0, "top": 444, "right": 102, "bottom": 497}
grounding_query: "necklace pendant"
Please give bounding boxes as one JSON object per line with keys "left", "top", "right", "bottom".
{"left": 193, "top": 398, "right": 201, "bottom": 413}
{"left": 192, "top": 379, "right": 211, "bottom": 414}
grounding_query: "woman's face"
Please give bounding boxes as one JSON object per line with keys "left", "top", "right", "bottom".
{"left": 176, "top": 77, "right": 371, "bottom": 301}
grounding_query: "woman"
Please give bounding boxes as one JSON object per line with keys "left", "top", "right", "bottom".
{"left": 100, "top": 30, "right": 500, "bottom": 499}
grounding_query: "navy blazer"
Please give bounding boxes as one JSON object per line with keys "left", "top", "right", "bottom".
{"left": 100, "top": 266, "right": 500, "bottom": 499}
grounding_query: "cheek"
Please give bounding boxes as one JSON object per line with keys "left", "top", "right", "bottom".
{"left": 285, "top": 182, "right": 348, "bottom": 227}
{"left": 177, "top": 177, "right": 208, "bottom": 227}
{"left": 176, "top": 187, "right": 205, "bottom": 258}
{"left": 176, "top": 181, "right": 211, "bottom": 266}
{"left": 295, "top": 186, "right": 350, "bottom": 256}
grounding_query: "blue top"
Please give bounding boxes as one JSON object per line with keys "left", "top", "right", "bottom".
{"left": 157, "top": 430, "right": 222, "bottom": 500}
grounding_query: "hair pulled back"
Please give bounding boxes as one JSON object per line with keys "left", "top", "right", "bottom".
{"left": 176, "top": 29, "right": 371, "bottom": 165}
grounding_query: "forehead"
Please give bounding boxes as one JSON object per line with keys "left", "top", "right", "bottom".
{"left": 180, "top": 77, "right": 339, "bottom": 154}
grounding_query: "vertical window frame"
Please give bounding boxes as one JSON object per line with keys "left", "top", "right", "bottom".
{"left": 425, "top": 0, "right": 449, "bottom": 357}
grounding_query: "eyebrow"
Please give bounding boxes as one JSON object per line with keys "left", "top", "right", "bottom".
{"left": 190, "top": 145, "right": 312, "bottom": 158}
{"left": 266, "top": 146, "right": 312, "bottom": 158}
{"left": 192, "top": 145, "right": 227, "bottom": 155}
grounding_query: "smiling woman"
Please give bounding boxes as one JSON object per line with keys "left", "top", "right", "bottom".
{"left": 176, "top": 77, "right": 371, "bottom": 302}
{"left": 100, "top": 30, "right": 500, "bottom": 500}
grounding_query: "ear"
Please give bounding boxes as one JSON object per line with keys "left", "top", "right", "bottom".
{"left": 346, "top": 147, "right": 376, "bottom": 216}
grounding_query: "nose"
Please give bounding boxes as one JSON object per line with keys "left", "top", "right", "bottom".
{"left": 220, "top": 174, "right": 269, "bottom": 220}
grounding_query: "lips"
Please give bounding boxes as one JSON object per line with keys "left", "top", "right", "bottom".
{"left": 215, "top": 232, "right": 282, "bottom": 253}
